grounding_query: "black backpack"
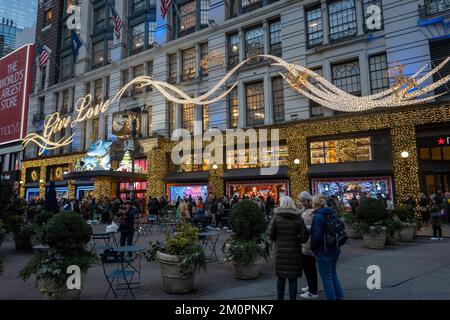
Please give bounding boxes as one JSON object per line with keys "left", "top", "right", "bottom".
{"left": 323, "top": 212, "right": 348, "bottom": 249}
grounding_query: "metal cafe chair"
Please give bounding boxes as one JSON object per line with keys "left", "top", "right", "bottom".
{"left": 198, "top": 230, "right": 220, "bottom": 263}
{"left": 90, "top": 233, "right": 113, "bottom": 255}
{"left": 100, "top": 251, "right": 136, "bottom": 300}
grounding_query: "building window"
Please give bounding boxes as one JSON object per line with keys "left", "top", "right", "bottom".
{"left": 94, "top": 79, "right": 103, "bottom": 104}
{"left": 228, "top": 87, "right": 239, "bottom": 128}
{"left": 246, "top": 81, "right": 265, "bottom": 127}
{"left": 94, "top": 5, "right": 107, "bottom": 30}
{"left": 241, "top": 0, "right": 263, "bottom": 14}
{"left": 310, "top": 137, "right": 372, "bottom": 164}
{"left": 272, "top": 77, "right": 284, "bottom": 123}
{"left": 133, "top": 64, "right": 145, "bottom": 95}
{"left": 62, "top": 90, "right": 69, "bottom": 114}
{"left": 332, "top": 60, "right": 361, "bottom": 95}
{"left": 92, "top": 118, "right": 100, "bottom": 142}
{"left": 269, "top": 19, "right": 282, "bottom": 57}
{"left": 306, "top": 5, "right": 323, "bottom": 48}
{"left": 92, "top": 39, "right": 112, "bottom": 69}
{"left": 168, "top": 101, "right": 175, "bottom": 136}
{"left": 182, "top": 47, "right": 196, "bottom": 81}
{"left": 369, "top": 53, "right": 389, "bottom": 94}
{"left": 228, "top": 33, "right": 240, "bottom": 68}
{"left": 200, "top": 42, "right": 208, "bottom": 75}
{"left": 44, "top": 9, "right": 53, "bottom": 27}
{"left": 328, "top": 0, "right": 357, "bottom": 42}
{"left": 200, "top": 0, "right": 210, "bottom": 25}
{"left": 429, "top": 38, "right": 450, "bottom": 99}
{"left": 60, "top": 55, "right": 72, "bottom": 81}
{"left": 130, "top": 0, "right": 146, "bottom": 14}
{"left": 245, "top": 25, "right": 264, "bottom": 59}
{"left": 182, "top": 103, "right": 195, "bottom": 134}
{"left": 309, "top": 68, "right": 324, "bottom": 117}
{"left": 422, "top": 0, "right": 450, "bottom": 16}
{"left": 131, "top": 22, "right": 145, "bottom": 53}
{"left": 121, "top": 69, "right": 129, "bottom": 97}
{"left": 168, "top": 53, "right": 177, "bottom": 83}
{"left": 363, "top": 0, "right": 383, "bottom": 31}
{"left": 179, "top": 1, "right": 197, "bottom": 35}
{"left": 202, "top": 105, "right": 209, "bottom": 131}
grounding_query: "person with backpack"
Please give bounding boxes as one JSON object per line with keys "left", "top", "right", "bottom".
{"left": 310, "top": 193, "right": 346, "bottom": 300}
{"left": 269, "top": 196, "right": 309, "bottom": 300}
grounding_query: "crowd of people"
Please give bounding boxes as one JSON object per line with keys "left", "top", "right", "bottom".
{"left": 23, "top": 188, "right": 448, "bottom": 300}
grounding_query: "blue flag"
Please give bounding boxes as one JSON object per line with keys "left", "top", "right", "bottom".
{"left": 71, "top": 29, "right": 83, "bottom": 62}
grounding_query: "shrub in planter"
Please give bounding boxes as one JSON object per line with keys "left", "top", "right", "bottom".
{"left": 392, "top": 207, "right": 416, "bottom": 242}
{"left": 19, "top": 212, "right": 95, "bottom": 299}
{"left": 384, "top": 217, "right": 403, "bottom": 245}
{"left": 340, "top": 212, "right": 362, "bottom": 239}
{"left": 146, "top": 222, "right": 206, "bottom": 293}
{"left": 356, "top": 198, "right": 388, "bottom": 249}
{"left": 222, "top": 200, "right": 270, "bottom": 279}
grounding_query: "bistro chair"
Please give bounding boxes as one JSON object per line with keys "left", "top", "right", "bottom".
{"left": 100, "top": 250, "right": 136, "bottom": 300}
{"left": 89, "top": 233, "right": 113, "bottom": 255}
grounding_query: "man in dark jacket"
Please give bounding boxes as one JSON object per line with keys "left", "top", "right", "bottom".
{"left": 310, "top": 195, "right": 343, "bottom": 300}
{"left": 269, "top": 196, "right": 309, "bottom": 300}
{"left": 119, "top": 200, "right": 136, "bottom": 248}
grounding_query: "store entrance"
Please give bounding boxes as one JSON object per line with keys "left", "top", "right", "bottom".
{"left": 425, "top": 173, "right": 450, "bottom": 194}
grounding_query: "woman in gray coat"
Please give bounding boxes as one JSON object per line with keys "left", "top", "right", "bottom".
{"left": 269, "top": 196, "right": 309, "bottom": 300}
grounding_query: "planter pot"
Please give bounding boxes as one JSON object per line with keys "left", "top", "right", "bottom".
{"left": 399, "top": 224, "right": 415, "bottom": 242}
{"left": 363, "top": 227, "right": 387, "bottom": 250}
{"left": 344, "top": 223, "right": 362, "bottom": 239}
{"left": 385, "top": 230, "right": 399, "bottom": 246}
{"left": 37, "top": 272, "right": 87, "bottom": 300}
{"left": 157, "top": 251, "right": 196, "bottom": 294}
{"left": 14, "top": 233, "right": 32, "bottom": 250}
{"left": 232, "top": 260, "right": 261, "bottom": 279}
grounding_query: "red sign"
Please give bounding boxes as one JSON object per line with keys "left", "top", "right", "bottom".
{"left": 0, "top": 44, "right": 34, "bottom": 145}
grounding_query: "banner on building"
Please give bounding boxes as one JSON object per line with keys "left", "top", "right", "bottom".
{"left": 0, "top": 44, "right": 34, "bottom": 145}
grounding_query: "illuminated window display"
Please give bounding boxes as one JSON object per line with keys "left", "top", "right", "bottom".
{"left": 310, "top": 137, "right": 372, "bottom": 164}
{"left": 312, "top": 176, "right": 393, "bottom": 207}
{"left": 120, "top": 181, "right": 148, "bottom": 200}
{"left": 25, "top": 188, "right": 40, "bottom": 201}
{"left": 76, "top": 186, "right": 94, "bottom": 199}
{"left": 226, "top": 180, "right": 289, "bottom": 203}
{"left": 167, "top": 184, "right": 208, "bottom": 204}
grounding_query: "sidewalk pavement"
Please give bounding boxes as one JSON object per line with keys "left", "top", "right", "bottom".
{"left": 1, "top": 228, "right": 449, "bottom": 300}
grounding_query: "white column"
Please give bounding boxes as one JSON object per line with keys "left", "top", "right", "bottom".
{"left": 111, "top": 0, "right": 127, "bottom": 62}
{"left": 76, "top": 0, "right": 92, "bottom": 74}
{"left": 356, "top": 0, "right": 364, "bottom": 36}
{"left": 263, "top": 74, "right": 272, "bottom": 125}
{"left": 238, "top": 29, "right": 245, "bottom": 62}
{"left": 238, "top": 81, "right": 245, "bottom": 128}
{"left": 263, "top": 21, "right": 269, "bottom": 55}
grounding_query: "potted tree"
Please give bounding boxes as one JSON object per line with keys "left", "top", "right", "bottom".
{"left": 340, "top": 211, "right": 362, "bottom": 239}
{"left": 384, "top": 215, "right": 403, "bottom": 245}
{"left": 222, "top": 200, "right": 271, "bottom": 279}
{"left": 146, "top": 222, "right": 206, "bottom": 293}
{"left": 393, "top": 207, "right": 417, "bottom": 242}
{"left": 356, "top": 198, "right": 388, "bottom": 250}
{"left": 19, "top": 212, "right": 95, "bottom": 299}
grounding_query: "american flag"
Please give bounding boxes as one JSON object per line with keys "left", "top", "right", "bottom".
{"left": 110, "top": 2, "right": 123, "bottom": 40}
{"left": 161, "top": 0, "right": 173, "bottom": 19}
{"left": 38, "top": 46, "right": 49, "bottom": 71}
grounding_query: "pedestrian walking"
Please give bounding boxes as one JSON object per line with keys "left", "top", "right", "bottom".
{"left": 310, "top": 193, "right": 344, "bottom": 300}
{"left": 430, "top": 199, "right": 443, "bottom": 240}
{"left": 269, "top": 196, "right": 309, "bottom": 300}
{"left": 298, "top": 191, "right": 318, "bottom": 299}
{"left": 118, "top": 200, "right": 136, "bottom": 249}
